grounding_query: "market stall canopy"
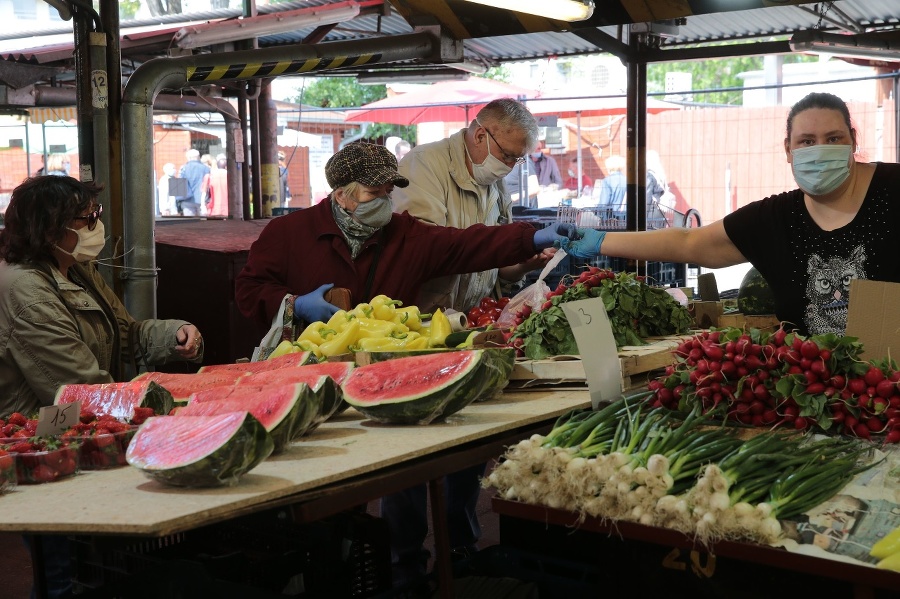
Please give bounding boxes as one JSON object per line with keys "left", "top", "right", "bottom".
{"left": 344, "top": 77, "right": 539, "bottom": 125}
{"left": 527, "top": 95, "right": 682, "bottom": 118}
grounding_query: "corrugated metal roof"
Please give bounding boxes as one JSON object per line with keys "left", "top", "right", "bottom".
{"left": 1, "top": 1, "right": 898, "bottom": 81}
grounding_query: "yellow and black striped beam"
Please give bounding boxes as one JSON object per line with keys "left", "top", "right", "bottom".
{"left": 186, "top": 53, "right": 382, "bottom": 83}
{"left": 390, "top": 0, "right": 819, "bottom": 39}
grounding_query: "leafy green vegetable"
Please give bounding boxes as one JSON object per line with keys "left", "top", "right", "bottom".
{"left": 512, "top": 271, "right": 693, "bottom": 359}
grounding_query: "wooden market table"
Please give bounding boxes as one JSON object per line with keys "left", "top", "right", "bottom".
{"left": 0, "top": 388, "right": 591, "bottom": 598}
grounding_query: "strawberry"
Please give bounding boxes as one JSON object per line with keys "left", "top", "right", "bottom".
{"left": 6, "top": 413, "right": 28, "bottom": 427}
{"left": 131, "top": 407, "right": 155, "bottom": 425}
{"left": 8, "top": 441, "right": 34, "bottom": 454}
{"left": 80, "top": 411, "right": 97, "bottom": 424}
{"left": 30, "top": 464, "right": 57, "bottom": 483}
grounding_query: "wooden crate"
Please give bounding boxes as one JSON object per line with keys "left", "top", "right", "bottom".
{"left": 509, "top": 334, "right": 693, "bottom": 391}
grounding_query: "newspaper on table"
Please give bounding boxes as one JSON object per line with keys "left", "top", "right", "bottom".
{"left": 776, "top": 444, "right": 900, "bottom": 568}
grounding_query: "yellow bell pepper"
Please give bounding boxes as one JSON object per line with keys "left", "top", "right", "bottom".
{"left": 370, "top": 294, "right": 403, "bottom": 321}
{"left": 393, "top": 306, "right": 429, "bottom": 331}
{"left": 268, "top": 339, "right": 296, "bottom": 359}
{"left": 351, "top": 302, "right": 374, "bottom": 319}
{"left": 428, "top": 308, "right": 452, "bottom": 348}
{"left": 293, "top": 339, "right": 323, "bottom": 360}
{"left": 318, "top": 319, "right": 360, "bottom": 357}
{"left": 355, "top": 317, "right": 409, "bottom": 339}
{"left": 404, "top": 336, "right": 429, "bottom": 350}
{"left": 326, "top": 310, "right": 355, "bottom": 331}
{"left": 871, "top": 526, "right": 900, "bottom": 560}
{"left": 876, "top": 551, "right": 900, "bottom": 572}
{"left": 298, "top": 321, "right": 333, "bottom": 345}
{"left": 356, "top": 336, "right": 411, "bottom": 352}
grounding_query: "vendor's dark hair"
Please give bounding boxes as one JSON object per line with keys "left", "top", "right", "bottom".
{"left": 0, "top": 176, "right": 102, "bottom": 265}
{"left": 786, "top": 92, "right": 853, "bottom": 141}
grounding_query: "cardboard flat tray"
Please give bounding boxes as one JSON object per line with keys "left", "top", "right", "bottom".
{"left": 509, "top": 334, "right": 693, "bottom": 390}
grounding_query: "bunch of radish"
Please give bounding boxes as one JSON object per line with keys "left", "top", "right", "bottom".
{"left": 647, "top": 326, "right": 900, "bottom": 443}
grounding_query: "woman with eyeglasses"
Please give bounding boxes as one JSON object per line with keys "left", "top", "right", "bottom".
{"left": 0, "top": 176, "right": 204, "bottom": 418}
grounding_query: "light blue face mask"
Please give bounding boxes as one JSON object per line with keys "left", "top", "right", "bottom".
{"left": 791, "top": 144, "right": 852, "bottom": 196}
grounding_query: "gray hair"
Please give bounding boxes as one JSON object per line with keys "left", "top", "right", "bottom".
{"left": 473, "top": 98, "right": 539, "bottom": 150}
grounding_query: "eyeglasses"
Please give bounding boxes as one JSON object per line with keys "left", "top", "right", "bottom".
{"left": 73, "top": 204, "right": 103, "bottom": 230}
{"left": 476, "top": 119, "right": 526, "bottom": 166}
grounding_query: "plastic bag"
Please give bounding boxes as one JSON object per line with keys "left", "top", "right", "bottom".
{"left": 496, "top": 250, "right": 567, "bottom": 328}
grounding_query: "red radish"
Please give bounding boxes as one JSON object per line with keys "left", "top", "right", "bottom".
{"left": 864, "top": 366, "right": 885, "bottom": 387}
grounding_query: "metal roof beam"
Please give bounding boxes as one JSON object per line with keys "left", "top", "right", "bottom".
{"left": 644, "top": 40, "right": 792, "bottom": 63}
{"left": 571, "top": 26, "right": 633, "bottom": 62}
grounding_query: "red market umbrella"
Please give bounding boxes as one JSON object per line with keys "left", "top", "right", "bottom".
{"left": 344, "top": 77, "right": 540, "bottom": 125}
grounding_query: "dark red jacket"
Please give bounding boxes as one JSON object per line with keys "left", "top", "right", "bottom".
{"left": 235, "top": 197, "right": 539, "bottom": 326}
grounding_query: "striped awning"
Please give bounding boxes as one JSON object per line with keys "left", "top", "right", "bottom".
{"left": 28, "top": 107, "right": 77, "bottom": 123}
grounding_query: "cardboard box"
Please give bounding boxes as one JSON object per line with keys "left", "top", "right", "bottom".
{"left": 846, "top": 279, "right": 900, "bottom": 361}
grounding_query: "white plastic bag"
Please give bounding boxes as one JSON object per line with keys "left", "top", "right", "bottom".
{"left": 496, "top": 250, "right": 568, "bottom": 328}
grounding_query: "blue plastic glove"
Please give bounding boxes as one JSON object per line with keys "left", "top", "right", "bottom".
{"left": 565, "top": 229, "right": 607, "bottom": 259}
{"left": 532, "top": 222, "right": 578, "bottom": 250}
{"left": 294, "top": 283, "right": 340, "bottom": 323}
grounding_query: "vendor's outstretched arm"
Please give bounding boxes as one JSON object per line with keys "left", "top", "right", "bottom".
{"left": 567, "top": 221, "right": 746, "bottom": 269}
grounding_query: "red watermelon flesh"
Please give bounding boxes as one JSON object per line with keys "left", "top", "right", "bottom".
{"left": 198, "top": 352, "right": 316, "bottom": 375}
{"left": 342, "top": 350, "right": 484, "bottom": 425}
{"left": 132, "top": 371, "right": 248, "bottom": 402}
{"left": 244, "top": 362, "right": 355, "bottom": 387}
{"left": 125, "top": 412, "right": 274, "bottom": 487}
{"left": 178, "top": 383, "right": 309, "bottom": 452}
{"left": 55, "top": 380, "right": 174, "bottom": 421}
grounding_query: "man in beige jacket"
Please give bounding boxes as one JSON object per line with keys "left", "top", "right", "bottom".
{"left": 391, "top": 98, "right": 555, "bottom": 315}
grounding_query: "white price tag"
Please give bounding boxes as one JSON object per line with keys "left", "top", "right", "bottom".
{"left": 561, "top": 298, "right": 622, "bottom": 409}
{"left": 35, "top": 401, "right": 81, "bottom": 437}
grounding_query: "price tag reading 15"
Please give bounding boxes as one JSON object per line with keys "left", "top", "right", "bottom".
{"left": 35, "top": 401, "right": 81, "bottom": 437}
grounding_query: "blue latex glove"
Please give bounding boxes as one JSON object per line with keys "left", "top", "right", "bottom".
{"left": 565, "top": 229, "right": 607, "bottom": 259}
{"left": 532, "top": 222, "right": 578, "bottom": 250}
{"left": 294, "top": 283, "right": 340, "bottom": 323}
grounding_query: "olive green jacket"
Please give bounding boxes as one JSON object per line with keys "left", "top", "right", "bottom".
{"left": 0, "top": 260, "right": 196, "bottom": 417}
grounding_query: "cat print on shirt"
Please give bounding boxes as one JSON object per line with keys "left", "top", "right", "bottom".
{"left": 804, "top": 245, "right": 867, "bottom": 335}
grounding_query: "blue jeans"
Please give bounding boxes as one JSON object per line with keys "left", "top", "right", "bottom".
{"left": 23, "top": 535, "right": 73, "bottom": 599}
{"left": 380, "top": 463, "right": 485, "bottom": 587}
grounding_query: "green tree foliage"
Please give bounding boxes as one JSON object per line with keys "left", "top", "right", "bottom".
{"left": 293, "top": 77, "right": 387, "bottom": 109}
{"left": 647, "top": 53, "right": 818, "bottom": 106}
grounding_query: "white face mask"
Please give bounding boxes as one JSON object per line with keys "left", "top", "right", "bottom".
{"left": 466, "top": 124, "right": 514, "bottom": 186}
{"left": 56, "top": 221, "right": 106, "bottom": 262}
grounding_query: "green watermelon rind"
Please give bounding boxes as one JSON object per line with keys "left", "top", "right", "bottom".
{"left": 180, "top": 383, "right": 307, "bottom": 453}
{"left": 737, "top": 267, "right": 777, "bottom": 316}
{"left": 304, "top": 376, "right": 343, "bottom": 434}
{"left": 126, "top": 412, "right": 274, "bottom": 487}
{"left": 54, "top": 380, "right": 174, "bottom": 421}
{"left": 436, "top": 348, "right": 514, "bottom": 419}
{"left": 343, "top": 350, "right": 485, "bottom": 425}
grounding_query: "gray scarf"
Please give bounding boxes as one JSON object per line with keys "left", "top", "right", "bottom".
{"left": 330, "top": 197, "right": 379, "bottom": 259}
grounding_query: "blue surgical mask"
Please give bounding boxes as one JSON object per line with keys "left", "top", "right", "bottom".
{"left": 791, "top": 145, "right": 852, "bottom": 196}
{"left": 352, "top": 195, "right": 393, "bottom": 228}
{"left": 532, "top": 152, "right": 543, "bottom": 160}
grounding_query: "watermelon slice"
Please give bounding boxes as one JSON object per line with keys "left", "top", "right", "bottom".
{"left": 198, "top": 352, "right": 316, "bottom": 375}
{"left": 132, "top": 371, "right": 249, "bottom": 403}
{"left": 125, "top": 412, "right": 274, "bottom": 487}
{"left": 243, "top": 362, "right": 355, "bottom": 426}
{"left": 179, "top": 383, "right": 320, "bottom": 451}
{"left": 54, "top": 380, "right": 174, "bottom": 421}
{"left": 342, "top": 350, "right": 486, "bottom": 425}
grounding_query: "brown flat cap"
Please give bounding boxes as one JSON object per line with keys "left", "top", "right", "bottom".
{"left": 325, "top": 143, "right": 410, "bottom": 189}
